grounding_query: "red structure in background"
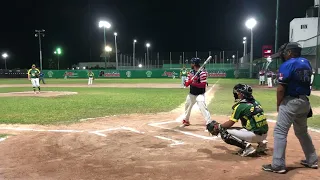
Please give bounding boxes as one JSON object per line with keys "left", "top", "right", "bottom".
{"left": 262, "top": 45, "right": 273, "bottom": 58}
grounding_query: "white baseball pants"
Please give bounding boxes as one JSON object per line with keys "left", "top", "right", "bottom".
{"left": 181, "top": 76, "right": 187, "bottom": 87}
{"left": 31, "top": 78, "right": 40, "bottom": 87}
{"left": 183, "top": 93, "right": 211, "bottom": 125}
{"left": 88, "top": 77, "right": 93, "bottom": 85}
{"left": 227, "top": 128, "right": 267, "bottom": 143}
{"left": 259, "top": 76, "right": 265, "bottom": 84}
{"left": 267, "top": 77, "right": 272, "bottom": 87}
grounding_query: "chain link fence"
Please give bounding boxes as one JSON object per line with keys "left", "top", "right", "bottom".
{"left": 117, "top": 51, "right": 242, "bottom": 70}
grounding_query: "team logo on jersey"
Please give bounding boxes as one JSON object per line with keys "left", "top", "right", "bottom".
{"left": 278, "top": 73, "right": 283, "bottom": 80}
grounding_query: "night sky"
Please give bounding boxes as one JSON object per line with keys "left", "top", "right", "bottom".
{"left": 0, "top": 0, "right": 315, "bottom": 69}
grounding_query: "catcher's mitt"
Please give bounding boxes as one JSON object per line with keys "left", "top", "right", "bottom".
{"left": 206, "top": 120, "right": 221, "bottom": 136}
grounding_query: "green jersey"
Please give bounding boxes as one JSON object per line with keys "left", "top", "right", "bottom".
{"left": 28, "top": 68, "right": 40, "bottom": 78}
{"left": 180, "top": 69, "right": 187, "bottom": 77}
{"left": 88, "top": 72, "right": 94, "bottom": 78}
{"left": 230, "top": 99, "right": 268, "bottom": 135}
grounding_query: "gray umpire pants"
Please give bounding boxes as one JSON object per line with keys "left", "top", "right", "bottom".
{"left": 272, "top": 96, "right": 318, "bottom": 168}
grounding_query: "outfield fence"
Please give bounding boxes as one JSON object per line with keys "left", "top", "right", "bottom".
{"left": 41, "top": 69, "right": 236, "bottom": 79}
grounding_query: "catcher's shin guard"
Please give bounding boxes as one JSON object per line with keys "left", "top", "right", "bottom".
{"left": 220, "top": 130, "right": 248, "bottom": 149}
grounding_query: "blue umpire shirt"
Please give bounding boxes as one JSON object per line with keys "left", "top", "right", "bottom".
{"left": 278, "top": 57, "right": 313, "bottom": 97}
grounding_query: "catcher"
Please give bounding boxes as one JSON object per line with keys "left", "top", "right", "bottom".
{"left": 207, "top": 84, "right": 269, "bottom": 157}
{"left": 233, "top": 83, "right": 242, "bottom": 102}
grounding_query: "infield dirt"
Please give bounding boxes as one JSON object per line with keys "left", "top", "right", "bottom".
{"left": 0, "top": 83, "right": 320, "bottom": 180}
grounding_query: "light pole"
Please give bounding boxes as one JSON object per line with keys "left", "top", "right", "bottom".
{"left": 105, "top": 45, "right": 112, "bottom": 68}
{"left": 114, "top": 32, "right": 118, "bottom": 69}
{"left": 146, "top": 43, "right": 150, "bottom": 69}
{"left": 232, "top": 55, "right": 235, "bottom": 64}
{"left": 54, "top": 48, "right": 62, "bottom": 70}
{"left": 2, "top": 53, "right": 8, "bottom": 70}
{"left": 243, "top": 37, "right": 247, "bottom": 57}
{"left": 99, "top": 20, "right": 111, "bottom": 69}
{"left": 133, "top": 39, "right": 137, "bottom": 68}
{"left": 35, "top": 29, "right": 45, "bottom": 71}
{"left": 246, "top": 18, "right": 257, "bottom": 78}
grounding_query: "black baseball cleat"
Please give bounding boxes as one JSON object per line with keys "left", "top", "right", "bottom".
{"left": 262, "top": 164, "right": 286, "bottom": 174}
{"left": 300, "top": 160, "right": 318, "bottom": 169}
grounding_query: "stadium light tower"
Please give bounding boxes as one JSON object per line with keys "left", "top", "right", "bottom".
{"left": 146, "top": 43, "right": 150, "bottom": 69}
{"left": 114, "top": 32, "right": 118, "bottom": 69}
{"left": 245, "top": 18, "right": 257, "bottom": 78}
{"left": 99, "top": 20, "right": 111, "bottom": 69}
{"left": 243, "top": 37, "right": 247, "bottom": 58}
{"left": 2, "top": 53, "right": 8, "bottom": 70}
{"left": 133, "top": 39, "right": 137, "bottom": 68}
{"left": 105, "top": 45, "right": 112, "bottom": 69}
{"left": 35, "top": 29, "right": 45, "bottom": 70}
{"left": 54, "top": 47, "right": 62, "bottom": 70}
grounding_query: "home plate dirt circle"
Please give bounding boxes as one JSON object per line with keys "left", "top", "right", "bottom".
{"left": 0, "top": 91, "right": 78, "bottom": 97}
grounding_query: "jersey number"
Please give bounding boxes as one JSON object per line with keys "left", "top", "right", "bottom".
{"left": 295, "top": 69, "right": 312, "bottom": 83}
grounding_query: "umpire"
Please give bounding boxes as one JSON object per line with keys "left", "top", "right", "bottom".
{"left": 39, "top": 71, "right": 46, "bottom": 84}
{"left": 262, "top": 42, "right": 318, "bottom": 173}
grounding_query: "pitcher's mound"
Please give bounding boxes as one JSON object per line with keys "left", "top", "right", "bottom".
{"left": 0, "top": 91, "right": 78, "bottom": 97}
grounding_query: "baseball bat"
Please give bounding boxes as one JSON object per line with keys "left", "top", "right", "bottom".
{"left": 185, "top": 56, "right": 212, "bottom": 87}
{"left": 190, "top": 56, "right": 212, "bottom": 81}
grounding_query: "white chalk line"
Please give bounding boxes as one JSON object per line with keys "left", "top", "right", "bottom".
{"left": 148, "top": 80, "right": 220, "bottom": 141}
{"left": 0, "top": 127, "right": 84, "bottom": 133}
{"left": 0, "top": 126, "right": 185, "bottom": 147}
{"left": 90, "top": 132, "right": 107, "bottom": 137}
{"left": 89, "top": 127, "right": 145, "bottom": 137}
{"left": 149, "top": 123, "right": 218, "bottom": 141}
{"left": 267, "top": 119, "right": 320, "bottom": 133}
{"left": 0, "top": 137, "right": 7, "bottom": 142}
{"left": 154, "top": 136, "right": 184, "bottom": 147}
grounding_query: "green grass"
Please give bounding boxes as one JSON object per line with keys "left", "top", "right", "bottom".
{"left": 209, "top": 79, "right": 320, "bottom": 128}
{"left": 0, "top": 78, "right": 219, "bottom": 85}
{"left": 1, "top": 78, "right": 320, "bottom": 128}
{"left": 306, "top": 115, "right": 320, "bottom": 129}
{"left": 209, "top": 79, "right": 320, "bottom": 116}
{"left": 0, "top": 134, "right": 8, "bottom": 138}
{"left": 0, "top": 87, "right": 188, "bottom": 124}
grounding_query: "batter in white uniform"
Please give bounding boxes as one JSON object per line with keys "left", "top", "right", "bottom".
{"left": 181, "top": 57, "right": 212, "bottom": 127}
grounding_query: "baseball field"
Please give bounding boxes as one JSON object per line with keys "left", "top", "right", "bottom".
{"left": 0, "top": 78, "right": 320, "bottom": 180}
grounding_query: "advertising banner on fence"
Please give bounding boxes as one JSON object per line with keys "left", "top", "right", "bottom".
{"left": 42, "top": 69, "right": 234, "bottom": 78}
{"left": 98, "top": 70, "right": 120, "bottom": 78}
{"left": 208, "top": 70, "right": 227, "bottom": 78}
{"left": 161, "top": 71, "right": 178, "bottom": 78}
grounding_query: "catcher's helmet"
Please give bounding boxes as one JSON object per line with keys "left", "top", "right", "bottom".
{"left": 191, "top": 58, "right": 200, "bottom": 65}
{"left": 233, "top": 84, "right": 243, "bottom": 93}
{"left": 234, "top": 84, "right": 253, "bottom": 99}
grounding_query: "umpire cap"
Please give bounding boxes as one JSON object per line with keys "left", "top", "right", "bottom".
{"left": 271, "top": 42, "right": 302, "bottom": 59}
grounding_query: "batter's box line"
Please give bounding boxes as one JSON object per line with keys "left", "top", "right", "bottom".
{"left": 154, "top": 136, "right": 184, "bottom": 147}
{"left": 148, "top": 122, "right": 220, "bottom": 141}
{"left": 89, "top": 126, "right": 185, "bottom": 147}
{"left": 89, "top": 126, "right": 145, "bottom": 137}
{"left": 0, "top": 137, "right": 7, "bottom": 142}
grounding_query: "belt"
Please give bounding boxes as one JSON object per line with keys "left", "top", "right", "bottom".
{"left": 254, "top": 132, "right": 265, "bottom": 136}
{"left": 289, "top": 95, "right": 306, "bottom": 98}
